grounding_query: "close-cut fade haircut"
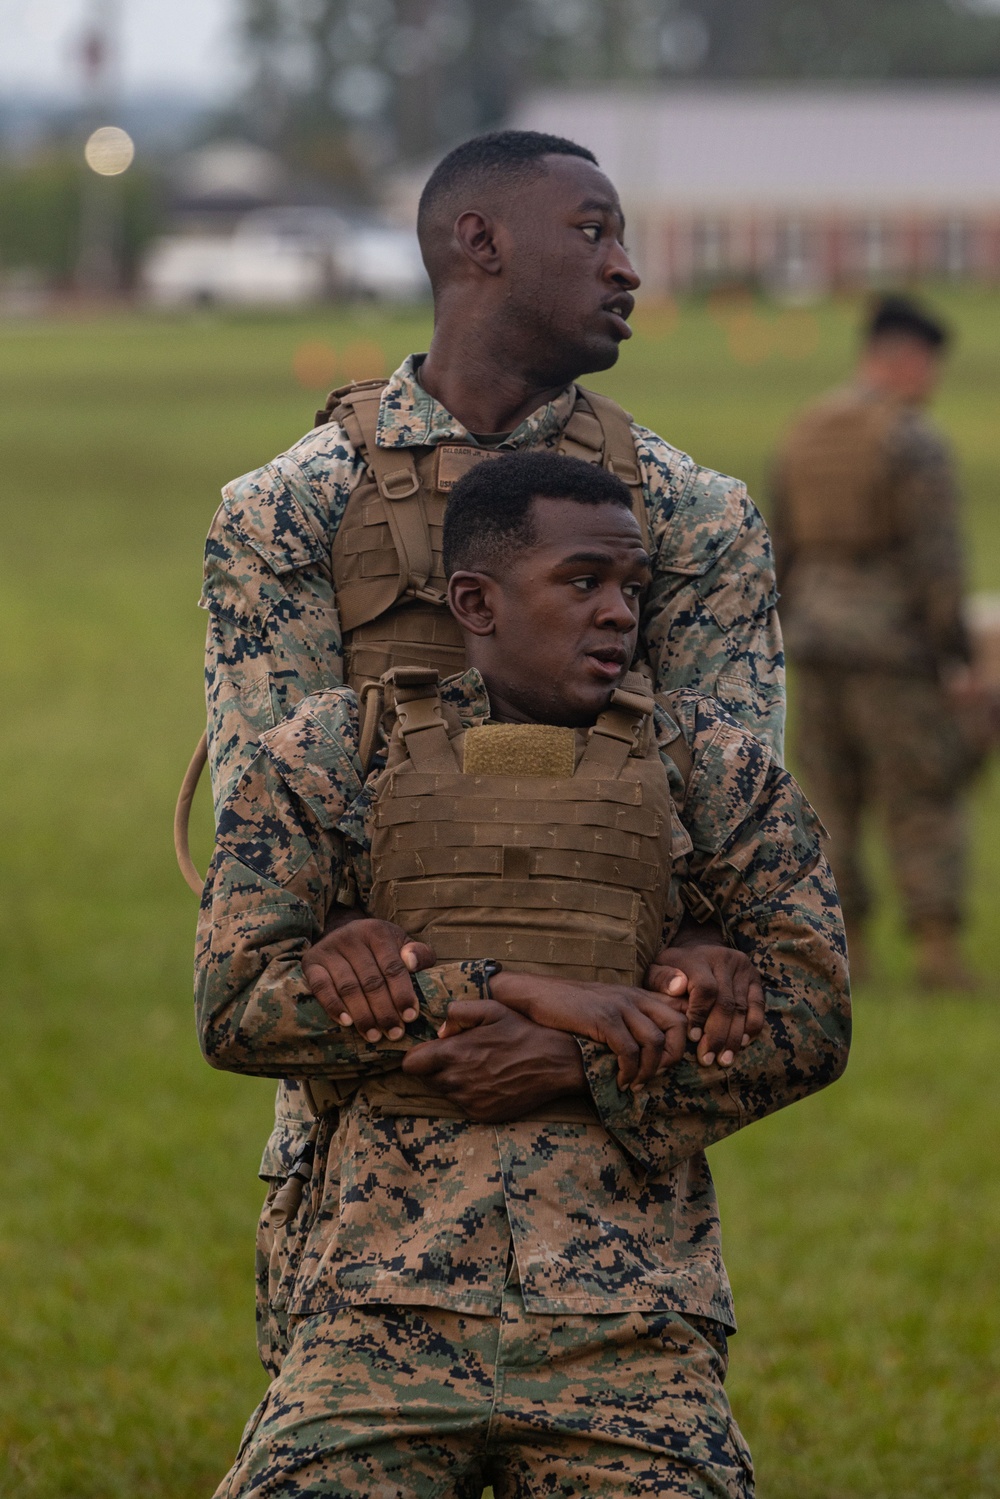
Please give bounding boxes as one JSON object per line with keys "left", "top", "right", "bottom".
{"left": 866, "top": 294, "right": 950, "bottom": 351}
{"left": 417, "top": 130, "right": 599, "bottom": 283}
{"left": 443, "top": 452, "right": 635, "bottom": 580}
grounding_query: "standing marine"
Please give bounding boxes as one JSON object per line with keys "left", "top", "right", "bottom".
{"left": 771, "top": 294, "right": 975, "bottom": 989}
{"left": 196, "top": 129, "right": 785, "bottom": 1375}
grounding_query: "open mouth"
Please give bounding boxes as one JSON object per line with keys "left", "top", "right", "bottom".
{"left": 602, "top": 294, "right": 635, "bottom": 339}
{"left": 585, "top": 647, "right": 628, "bottom": 680}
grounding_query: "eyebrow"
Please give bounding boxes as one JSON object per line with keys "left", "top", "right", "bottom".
{"left": 558, "top": 550, "right": 651, "bottom": 569}
{"left": 575, "top": 197, "right": 626, "bottom": 226}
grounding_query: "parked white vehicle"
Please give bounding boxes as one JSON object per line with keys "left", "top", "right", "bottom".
{"left": 143, "top": 234, "right": 328, "bottom": 308}
{"left": 236, "top": 207, "right": 429, "bottom": 301}
{"left": 143, "top": 207, "right": 429, "bottom": 308}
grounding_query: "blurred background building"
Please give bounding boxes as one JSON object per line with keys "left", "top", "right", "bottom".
{"left": 3, "top": 0, "right": 1000, "bottom": 307}
{"left": 513, "top": 87, "right": 1000, "bottom": 296}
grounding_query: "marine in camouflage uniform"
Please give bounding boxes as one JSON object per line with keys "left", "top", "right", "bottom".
{"left": 199, "top": 133, "right": 786, "bottom": 1378}
{"left": 771, "top": 294, "right": 974, "bottom": 988}
{"left": 196, "top": 662, "right": 848, "bottom": 1498}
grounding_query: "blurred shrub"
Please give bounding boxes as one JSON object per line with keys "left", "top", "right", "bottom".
{"left": 0, "top": 147, "right": 162, "bottom": 286}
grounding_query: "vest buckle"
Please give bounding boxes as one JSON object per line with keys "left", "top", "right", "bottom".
{"left": 405, "top": 583, "right": 449, "bottom": 607}
{"left": 381, "top": 467, "right": 420, "bottom": 500}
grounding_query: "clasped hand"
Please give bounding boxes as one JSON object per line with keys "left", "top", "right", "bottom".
{"left": 302, "top": 912, "right": 765, "bottom": 1104}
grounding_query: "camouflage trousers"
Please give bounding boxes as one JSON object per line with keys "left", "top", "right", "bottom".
{"left": 793, "top": 665, "right": 969, "bottom": 927}
{"left": 216, "top": 1291, "right": 754, "bottom": 1499}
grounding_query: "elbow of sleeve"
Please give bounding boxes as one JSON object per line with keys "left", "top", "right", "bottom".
{"left": 195, "top": 986, "right": 250, "bottom": 1074}
{"left": 829, "top": 1022, "right": 852, "bottom": 1086}
{"left": 813, "top": 1011, "right": 852, "bottom": 1091}
{"left": 198, "top": 1018, "right": 238, "bottom": 1072}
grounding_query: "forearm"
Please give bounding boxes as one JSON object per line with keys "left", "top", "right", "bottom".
{"left": 580, "top": 875, "right": 850, "bottom": 1175}
{"left": 196, "top": 864, "right": 493, "bottom": 1079}
{"left": 196, "top": 881, "right": 409, "bottom": 1076}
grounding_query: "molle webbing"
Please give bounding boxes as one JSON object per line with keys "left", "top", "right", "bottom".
{"left": 780, "top": 392, "right": 903, "bottom": 557}
{"left": 369, "top": 669, "right": 672, "bottom": 985}
{"left": 323, "top": 380, "right": 649, "bottom": 693}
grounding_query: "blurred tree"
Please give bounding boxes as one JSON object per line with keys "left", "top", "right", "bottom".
{"left": 690, "top": 0, "right": 1000, "bottom": 78}
{"left": 234, "top": 0, "right": 1000, "bottom": 190}
{"left": 0, "top": 147, "right": 160, "bottom": 287}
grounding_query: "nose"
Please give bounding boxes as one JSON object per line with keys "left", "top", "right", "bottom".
{"left": 605, "top": 238, "right": 640, "bottom": 292}
{"left": 595, "top": 586, "right": 640, "bottom": 633}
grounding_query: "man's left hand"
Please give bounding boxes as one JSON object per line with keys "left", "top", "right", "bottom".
{"left": 402, "top": 1001, "right": 586, "bottom": 1122}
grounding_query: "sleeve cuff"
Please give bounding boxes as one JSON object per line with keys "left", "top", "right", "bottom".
{"left": 413, "top": 959, "right": 497, "bottom": 1027}
{"left": 575, "top": 1036, "right": 656, "bottom": 1174}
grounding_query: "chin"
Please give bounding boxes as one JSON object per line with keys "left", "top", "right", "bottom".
{"left": 572, "top": 336, "right": 623, "bottom": 378}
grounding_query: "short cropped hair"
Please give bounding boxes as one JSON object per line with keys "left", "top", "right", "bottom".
{"left": 442, "top": 452, "right": 634, "bottom": 578}
{"left": 866, "top": 294, "right": 950, "bottom": 351}
{"left": 418, "top": 130, "right": 598, "bottom": 243}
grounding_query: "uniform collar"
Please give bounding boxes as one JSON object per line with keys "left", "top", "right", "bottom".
{"left": 375, "top": 354, "right": 577, "bottom": 450}
{"left": 439, "top": 666, "right": 492, "bottom": 724}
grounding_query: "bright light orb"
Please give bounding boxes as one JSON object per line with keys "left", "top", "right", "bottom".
{"left": 84, "top": 126, "right": 135, "bottom": 176}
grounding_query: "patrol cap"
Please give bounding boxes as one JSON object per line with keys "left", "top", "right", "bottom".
{"left": 865, "top": 293, "right": 950, "bottom": 351}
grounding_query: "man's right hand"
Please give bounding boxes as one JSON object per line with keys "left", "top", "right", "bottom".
{"left": 646, "top": 943, "right": 765, "bottom": 1068}
{"left": 302, "top": 913, "right": 435, "bottom": 1043}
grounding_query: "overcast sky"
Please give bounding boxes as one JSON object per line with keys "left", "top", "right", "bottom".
{"left": 1, "top": 0, "right": 241, "bottom": 98}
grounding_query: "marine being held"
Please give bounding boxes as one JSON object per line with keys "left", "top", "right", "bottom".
{"left": 196, "top": 453, "right": 850, "bottom": 1499}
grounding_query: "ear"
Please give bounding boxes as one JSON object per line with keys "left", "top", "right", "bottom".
{"left": 453, "top": 210, "right": 504, "bottom": 276}
{"left": 448, "top": 572, "right": 497, "bottom": 635}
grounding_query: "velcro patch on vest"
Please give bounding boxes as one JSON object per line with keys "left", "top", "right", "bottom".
{"left": 462, "top": 723, "right": 576, "bottom": 778}
{"left": 435, "top": 445, "right": 507, "bottom": 492}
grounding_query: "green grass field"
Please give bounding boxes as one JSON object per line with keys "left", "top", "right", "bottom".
{"left": 1, "top": 292, "right": 998, "bottom": 1498}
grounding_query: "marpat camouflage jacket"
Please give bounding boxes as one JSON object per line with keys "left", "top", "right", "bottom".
{"left": 195, "top": 671, "right": 848, "bottom": 1325}
{"left": 202, "top": 355, "right": 784, "bottom": 821}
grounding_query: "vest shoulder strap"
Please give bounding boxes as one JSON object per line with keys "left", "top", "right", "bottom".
{"left": 315, "top": 377, "right": 389, "bottom": 429}
{"left": 571, "top": 387, "right": 651, "bottom": 553}
{"left": 577, "top": 671, "right": 654, "bottom": 776}
{"left": 340, "top": 383, "right": 422, "bottom": 503}
{"left": 384, "top": 667, "right": 459, "bottom": 773}
{"left": 331, "top": 382, "right": 437, "bottom": 603}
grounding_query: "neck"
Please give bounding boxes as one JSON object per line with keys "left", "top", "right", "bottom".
{"left": 483, "top": 685, "right": 538, "bottom": 725}
{"left": 477, "top": 668, "right": 599, "bottom": 730}
{"left": 420, "top": 301, "right": 571, "bottom": 434}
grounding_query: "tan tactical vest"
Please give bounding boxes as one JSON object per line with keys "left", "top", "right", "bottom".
{"left": 310, "top": 665, "right": 675, "bottom": 1122}
{"left": 779, "top": 388, "right": 904, "bottom": 557}
{"left": 368, "top": 667, "right": 672, "bottom": 985}
{"left": 318, "top": 379, "right": 650, "bottom": 695}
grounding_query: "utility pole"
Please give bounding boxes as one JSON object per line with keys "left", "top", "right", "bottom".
{"left": 76, "top": 0, "right": 129, "bottom": 297}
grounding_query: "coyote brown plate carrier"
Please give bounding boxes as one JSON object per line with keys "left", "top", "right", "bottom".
{"left": 322, "top": 378, "right": 649, "bottom": 694}
{"left": 369, "top": 668, "right": 673, "bottom": 986}
{"left": 176, "top": 377, "right": 648, "bottom": 894}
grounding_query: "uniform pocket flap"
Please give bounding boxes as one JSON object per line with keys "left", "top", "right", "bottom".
{"left": 221, "top": 457, "right": 327, "bottom": 576}
{"left": 261, "top": 699, "right": 364, "bottom": 831}
{"left": 659, "top": 468, "right": 748, "bottom": 578}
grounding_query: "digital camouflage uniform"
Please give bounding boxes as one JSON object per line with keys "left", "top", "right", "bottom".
{"left": 771, "top": 385, "right": 972, "bottom": 931}
{"left": 195, "top": 670, "right": 849, "bottom": 1499}
{"left": 200, "top": 355, "right": 787, "bottom": 1379}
